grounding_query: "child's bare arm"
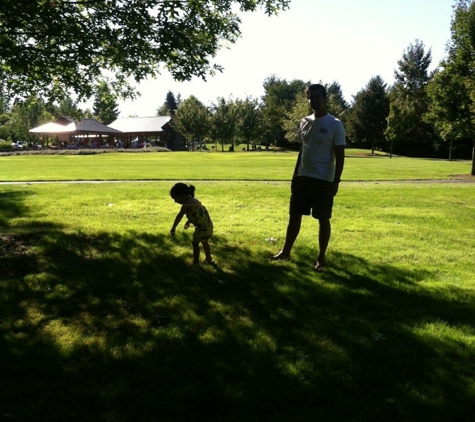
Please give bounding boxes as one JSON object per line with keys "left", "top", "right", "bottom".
{"left": 170, "top": 207, "right": 186, "bottom": 236}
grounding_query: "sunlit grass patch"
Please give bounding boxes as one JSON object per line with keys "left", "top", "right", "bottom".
{"left": 1, "top": 150, "right": 473, "bottom": 182}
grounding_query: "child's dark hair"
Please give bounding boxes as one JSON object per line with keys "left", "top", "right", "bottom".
{"left": 170, "top": 183, "right": 195, "bottom": 198}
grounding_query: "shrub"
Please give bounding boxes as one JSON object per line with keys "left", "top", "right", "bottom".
{"left": 0, "top": 139, "right": 12, "bottom": 150}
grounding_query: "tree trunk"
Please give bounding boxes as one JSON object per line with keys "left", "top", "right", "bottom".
{"left": 448, "top": 137, "right": 453, "bottom": 161}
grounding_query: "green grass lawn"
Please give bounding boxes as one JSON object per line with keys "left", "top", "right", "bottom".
{"left": 0, "top": 149, "right": 473, "bottom": 181}
{"left": 1, "top": 152, "right": 474, "bottom": 421}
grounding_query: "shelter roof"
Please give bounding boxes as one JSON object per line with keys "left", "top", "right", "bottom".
{"left": 29, "top": 122, "right": 76, "bottom": 134}
{"left": 76, "top": 118, "right": 122, "bottom": 134}
{"left": 55, "top": 116, "right": 76, "bottom": 125}
{"left": 108, "top": 116, "right": 171, "bottom": 133}
{"left": 29, "top": 117, "right": 123, "bottom": 135}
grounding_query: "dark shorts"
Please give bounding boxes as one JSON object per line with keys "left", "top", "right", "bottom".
{"left": 290, "top": 176, "right": 334, "bottom": 219}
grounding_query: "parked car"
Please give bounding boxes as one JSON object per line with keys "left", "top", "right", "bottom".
{"left": 11, "top": 142, "right": 23, "bottom": 149}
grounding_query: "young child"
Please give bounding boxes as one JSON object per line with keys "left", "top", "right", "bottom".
{"left": 170, "top": 183, "right": 214, "bottom": 265}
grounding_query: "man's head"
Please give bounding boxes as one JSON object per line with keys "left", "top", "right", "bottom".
{"left": 306, "top": 84, "right": 327, "bottom": 117}
{"left": 306, "top": 84, "right": 327, "bottom": 99}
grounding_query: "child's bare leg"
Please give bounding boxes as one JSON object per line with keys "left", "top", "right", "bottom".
{"left": 192, "top": 241, "right": 200, "bottom": 265}
{"left": 202, "top": 240, "right": 213, "bottom": 263}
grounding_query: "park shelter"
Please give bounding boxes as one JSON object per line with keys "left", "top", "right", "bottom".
{"left": 74, "top": 118, "right": 123, "bottom": 148}
{"left": 29, "top": 117, "right": 123, "bottom": 148}
{"left": 108, "top": 116, "right": 183, "bottom": 150}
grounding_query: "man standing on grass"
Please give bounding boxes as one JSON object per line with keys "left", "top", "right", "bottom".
{"left": 272, "top": 83, "right": 346, "bottom": 270}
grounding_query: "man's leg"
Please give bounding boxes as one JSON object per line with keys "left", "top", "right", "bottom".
{"left": 272, "top": 213, "right": 302, "bottom": 260}
{"left": 315, "top": 218, "right": 331, "bottom": 270}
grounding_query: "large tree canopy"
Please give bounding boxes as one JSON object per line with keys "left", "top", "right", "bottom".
{"left": 0, "top": 0, "right": 290, "bottom": 102}
{"left": 386, "top": 40, "right": 435, "bottom": 156}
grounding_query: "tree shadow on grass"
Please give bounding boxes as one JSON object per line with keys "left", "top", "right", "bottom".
{"left": 0, "top": 190, "right": 30, "bottom": 226}
{"left": 1, "top": 221, "right": 474, "bottom": 421}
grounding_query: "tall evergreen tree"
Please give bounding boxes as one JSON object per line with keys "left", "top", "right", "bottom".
{"left": 325, "top": 81, "right": 349, "bottom": 120}
{"left": 93, "top": 82, "right": 120, "bottom": 125}
{"left": 157, "top": 91, "right": 179, "bottom": 116}
{"left": 165, "top": 91, "right": 178, "bottom": 117}
{"left": 346, "top": 76, "right": 389, "bottom": 153}
{"left": 386, "top": 40, "right": 435, "bottom": 156}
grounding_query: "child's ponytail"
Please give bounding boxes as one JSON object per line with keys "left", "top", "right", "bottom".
{"left": 170, "top": 182, "right": 196, "bottom": 198}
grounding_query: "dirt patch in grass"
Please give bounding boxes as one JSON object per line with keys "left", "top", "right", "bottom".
{"left": 0, "top": 234, "right": 30, "bottom": 254}
{"left": 448, "top": 174, "right": 475, "bottom": 180}
{"left": 0, "top": 234, "right": 37, "bottom": 277}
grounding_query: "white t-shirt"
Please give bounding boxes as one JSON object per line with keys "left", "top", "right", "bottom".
{"left": 297, "top": 113, "right": 346, "bottom": 182}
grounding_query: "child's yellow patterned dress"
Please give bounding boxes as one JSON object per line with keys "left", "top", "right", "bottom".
{"left": 185, "top": 201, "right": 213, "bottom": 242}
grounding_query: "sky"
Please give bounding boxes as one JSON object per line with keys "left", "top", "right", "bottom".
{"left": 101, "top": 0, "right": 455, "bottom": 118}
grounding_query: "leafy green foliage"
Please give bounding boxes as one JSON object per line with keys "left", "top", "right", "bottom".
{"left": 394, "top": 39, "right": 432, "bottom": 91}
{"left": 282, "top": 81, "right": 348, "bottom": 147}
{"left": 425, "top": 64, "right": 473, "bottom": 159}
{"left": 440, "top": 0, "right": 475, "bottom": 173}
{"left": 209, "top": 97, "right": 239, "bottom": 151}
{"left": 93, "top": 82, "right": 120, "bottom": 125}
{"left": 167, "top": 91, "right": 179, "bottom": 116}
{"left": 234, "top": 96, "right": 262, "bottom": 150}
{"left": 57, "top": 96, "right": 88, "bottom": 122}
{"left": 386, "top": 40, "right": 435, "bottom": 156}
{"left": 156, "top": 91, "right": 180, "bottom": 116}
{"left": 346, "top": 76, "right": 389, "bottom": 152}
{"left": 7, "top": 96, "right": 55, "bottom": 142}
{"left": 0, "top": 0, "right": 290, "bottom": 102}
{"left": 0, "top": 93, "right": 10, "bottom": 140}
{"left": 172, "top": 95, "right": 209, "bottom": 147}
{"left": 325, "top": 81, "right": 349, "bottom": 119}
{"left": 282, "top": 91, "right": 309, "bottom": 144}
{"left": 260, "top": 76, "right": 308, "bottom": 147}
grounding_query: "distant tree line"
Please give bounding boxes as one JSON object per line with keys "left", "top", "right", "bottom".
{"left": 164, "top": 36, "right": 472, "bottom": 163}
{"left": 160, "top": 0, "right": 475, "bottom": 175}
{"left": 1, "top": 0, "right": 475, "bottom": 175}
